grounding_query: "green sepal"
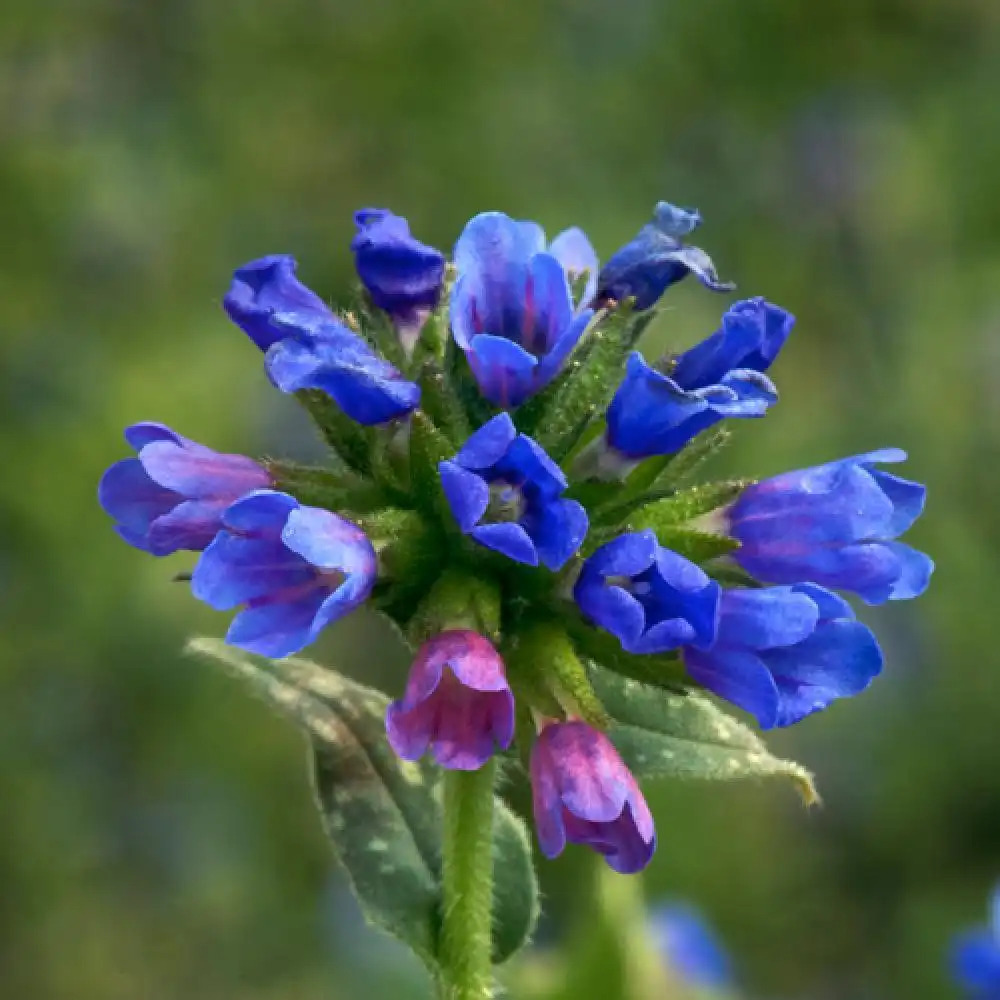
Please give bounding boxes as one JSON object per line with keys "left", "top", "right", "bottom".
{"left": 409, "top": 408, "right": 459, "bottom": 518}
{"left": 624, "top": 479, "right": 748, "bottom": 529}
{"left": 266, "top": 459, "right": 387, "bottom": 515}
{"left": 296, "top": 389, "right": 374, "bottom": 476}
{"left": 367, "top": 423, "right": 411, "bottom": 496}
{"left": 624, "top": 524, "right": 738, "bottom": 564}
{"left": 588, "top": 662, "right": 820, "bottom": 806}
{"left": 351, "top": 295, "right": 409, "bottom": 370}
{"left": 186, "top": 640, "right": 539, "bottom": 969}
{"left": 407, "top": 568, "right": 502, "bottom": 644}
{"left": 507, "top": 621, "right": 609, "bottom": 728}
{"left": 532, "top": 306, "right": 656, "bottom": 463}
{"left": 594, "top": 426, "right": 733, "bottom": 525}
{"left": 355, "top": 508, "right": 445, "bottom": 621}
{"left": 415, "top": 361, "right": 472, "bottom": 446}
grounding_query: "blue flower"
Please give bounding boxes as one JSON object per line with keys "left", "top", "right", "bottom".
{"left": 99, "top": 423, "right": 271, "bottom": 555}
{"left": 727, "top": 449, "right": 934, "bottom": 605}
{"left": 386, "top": 630, "right": 514, "bottom": 770}
{"left": 450, "top": 212, "right": 598, "bottom": 407}
{"left": 650, "top": 903, "right": 734, "bottom": 991}
{"left": 224, "top": 255, "right": 421, "bottom": 424}
{"left": 606, "top": 297, "right": 793, "bottom": 459}
{"left": 191, "top": 490, "right": 376, "bottom": 657}
{"left": 351, "top": 208, "right": 445, "bottom": 330}
{"left": 574, "top": 530, "right": 719, "bottom": 654}
{"left": 683, "top": 584, "right": 883, "bottom": 728}
{"left": 223, "top": 254, "right": 332, "bottom": 351}
{"left": 597, "top": 201, "right": 734, "bottom": 310}
{"left": 951, "top": 885, "right": 1000, "bottom": 999}
{"left": 531, "top": 719, "right": 655, "bottom": 874}
{"left": 439, "top": 413, "right": 588, "bottom": 570}
{"left": 264, "top": 313, "right": 421, "bottom": 424}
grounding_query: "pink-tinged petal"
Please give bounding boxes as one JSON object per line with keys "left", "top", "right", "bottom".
{"left": 529, "top": 720, "right": 655, "bottom": 872}
{"left": 386, "top": 632, "right": 514, "bottom": 770}
{"left": 140, "top": 441, "right": 270, "bottom": 498}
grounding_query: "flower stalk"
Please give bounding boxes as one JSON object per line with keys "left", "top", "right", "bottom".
{"left": 438, "top": 759, "right": 498, "bottom": 1000}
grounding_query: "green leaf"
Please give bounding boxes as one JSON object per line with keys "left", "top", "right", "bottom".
{"left": 532, "top": 306, "right": 656, "bottom": 463}
{"left": 587, "top": 662, "right": 819, "bottom": 805}
{"left": 186, "top": 640, "right": 539, "bottom": 968}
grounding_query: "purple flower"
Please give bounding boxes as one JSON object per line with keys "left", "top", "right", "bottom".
{"left": 224, "top": 255, "right": 420, "bottom": 425}
{"left": 727, "top": 449, "right": 934, "bottom": 605}
{"left": 951, "top": 885, "right": 1000, "bottom": 999}
{"left": 597, "top": 201, "right": 734, "bottom": 310}
{"left": 191, "top": 490, "right": 376, "bottom": 657}
{"left": 531, "top": 720, "right": 655, "bottom": 874}
{"left": 605, "top": 298, "right": 793, "bottom": 460}
{"left": 683, "top": 584, "right": 883, "bottom": 728}
{"left": 99, "top": 423, "right": 271, "bottom": 556}
{"left": 223, "top": 254, "right": 332, "bottom": 351}
{"left": 438, "top": 413, "right": 588, "bottom": 570}
{"left": 450, "top": 212, "right": 598, "bottom": 407}
{"left": 574, "top": 531, "right": 719, "bottom": 654}
{"left": 351, "top": 208, "right": 445, "bottom": 334}
{"left": 650, "top": 904, "right": 734, "bottom": 990}
{"left": 385, "top": 630, "right": 514, "bottom": 770}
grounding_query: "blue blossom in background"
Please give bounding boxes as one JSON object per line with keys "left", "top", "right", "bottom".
{"left": 450, "top": 212, "right": 597, "bottom": 406}
{"left": 605, "top": 298, "right": 793, "bottom": 460}
{"left": 351, "top": 208, "right": 445, "bottom": 338}
{"left": 952, "top": 885, "right": 1000, "bottom": 999}
{"left": 650, "top": 903, "right": 734, "bottom": 991}
{"left": 439, "top": 413, "right": 588, "bottom": 569}
{"left": 727, "top": 448, "right": 933, "bottom": 604}
{"left": 574, "top": 530, "right": 719, "bottom": 654}
{"left": 531, "top": 719, "right": 655, "bottom": 874}
{"left": 683, "top": 584, "right": 883, "bottom": 728}
{"left": 597, "top": 201, "right": 734, "bottom": 310}
{"left": 99, "top": 422, "right": 271, "bottom": 555}
{"left": 223, "top": 254, "right": 332, "bottom": 351}
{"left": 386, "top": 630, "right": 514, "bottom": 770}
{"left": 191, "top": 489, "right": 376, "bottom": 657}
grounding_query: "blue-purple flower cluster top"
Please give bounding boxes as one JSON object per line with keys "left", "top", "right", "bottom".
{"left": 450, "top": 212, "right": 598, "bottom": 407}
{"left": 101, "top": 198, "right": 934, "bottom": 882}
{"left": 951, "top": 884, "right": 1000, "bottom": 999}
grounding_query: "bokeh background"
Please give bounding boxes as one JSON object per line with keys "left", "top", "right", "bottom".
{"left": 2, "top": 2, "right": 998, "bottom": 997}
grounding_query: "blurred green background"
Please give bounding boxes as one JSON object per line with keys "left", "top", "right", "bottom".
{"left": 2, "top": 1, "right": 998, "bottom": 997}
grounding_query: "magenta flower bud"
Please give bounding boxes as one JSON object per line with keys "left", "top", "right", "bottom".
{"left": 530, "top": 720, "right": 655, "bottom": 874}
{"left": 385, "top": 630, "right": 515, "bottom": 771}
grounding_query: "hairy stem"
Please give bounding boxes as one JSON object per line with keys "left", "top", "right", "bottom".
{"left": 438, "top": 760, "right": 497, "bottom": 1000}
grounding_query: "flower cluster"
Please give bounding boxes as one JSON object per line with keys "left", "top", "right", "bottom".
{"left": 101, "top": 200, "right": 932, "bottom": 875}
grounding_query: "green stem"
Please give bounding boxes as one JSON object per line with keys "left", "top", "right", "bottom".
{"left": 438, "top": 760, "right": 497, "bottom": 1000}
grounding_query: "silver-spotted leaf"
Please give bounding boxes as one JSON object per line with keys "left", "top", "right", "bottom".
{"left": 186, "top": 639, "right": 538, "bottom": 967}
{"left": 587, "top": 662, "right": 819, "bottom": 805}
